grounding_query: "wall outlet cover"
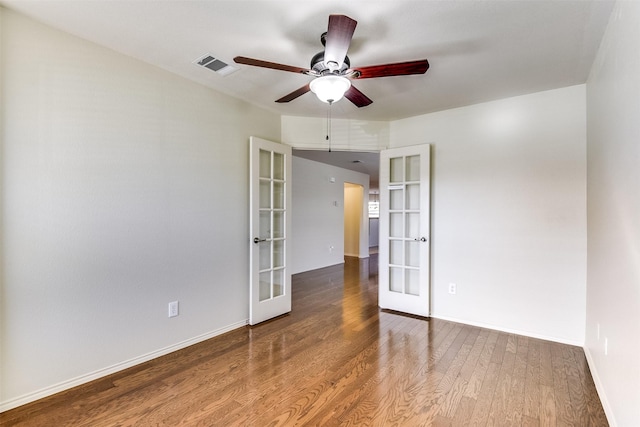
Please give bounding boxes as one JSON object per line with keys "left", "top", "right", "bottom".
{"left": 168, "top": 301, "right": 179, "bottom": 318}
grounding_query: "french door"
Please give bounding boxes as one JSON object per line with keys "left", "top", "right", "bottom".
{"left": 379, "top": 144, "right": 431, "bottom": 317}
{"left": 249, "top": 137, "right": 292, "bottom": 325}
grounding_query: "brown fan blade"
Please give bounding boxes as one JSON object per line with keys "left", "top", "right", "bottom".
{"left": 275, "top": 84, "right": 311, "bottom": 103}
{"left": 234, "top": 56, "right": 310, "bottom": 74}
{"left": 324, "top": 15, "right": 357, "bottom": 70}
{"left": 352, "top": 59, "right": 429, "bottom": 79}
{"left": 344, "top": 85, "right": 373, "bottom": 108}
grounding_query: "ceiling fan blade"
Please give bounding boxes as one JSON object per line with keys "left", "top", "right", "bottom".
{"left": 275, "top": 84, "right": 311, "bottom": 103}
{"left": 234, "top": 56, "right": 311, "bottom": 74}
{"left": 324, "top": 15, "right": 357, "bottom": 69}
{"left": 352, "top": 59, "right": 429, "bottom": 79}
{"left": 344, "top": 85, "right": 373, "bottom": 108}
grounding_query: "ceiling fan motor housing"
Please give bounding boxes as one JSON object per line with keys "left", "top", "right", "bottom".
{"left": 311, "top": 51, "right": 351, "bottom": 75}
{"left": 312, "top": 31, "right": 350, "bottom": 74}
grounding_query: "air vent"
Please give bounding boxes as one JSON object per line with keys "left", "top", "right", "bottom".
{"left": 194, "top": 54, "right": 238, "bottom": 76}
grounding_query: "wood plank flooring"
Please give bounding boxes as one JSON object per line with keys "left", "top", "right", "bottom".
{"left": 0, "top": 255, "right": 608, "bottom": 426}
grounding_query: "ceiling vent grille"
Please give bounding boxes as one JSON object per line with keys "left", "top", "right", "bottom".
{"left": 194, "top": 54, "right": 237, "bottom": 76}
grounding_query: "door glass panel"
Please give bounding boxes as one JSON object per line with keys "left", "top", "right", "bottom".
{"left": 259, "top": 149, "right": 271, "bottom": 179}
{"left": 390, "top": 157, "right": 403, "bottom": 183}
{"left": 406, "top": 184, "right": 420, "bottom": 210}
{"left": 406, "top": 155, "right": 420, "bottom": 181}
{"left": 259, "top": 211, "right": 271, "bottom": 239}
{"left": 259, "top": 180, "right": 271, "bottom": 209}
{"left": 259, "top": 271, "right": 271, "bottom": 301}
{"left": 406, "top": 213, "right": 419, "bottom": 238}
{"left": 272, "top": 211, "right": 284, "bottom": 238}
{"left": 390, "top": 240, "right": 403, "bottom": 265}
{"left": 259, "top": 241, "right": 271, "bottom": 270}
{"left": 389, "top": 267, "right": 403, "bottom": 293}
{"left": 273, "top": 239, "right": 284, "bottom": 268}
{"left": 406, "top": 241, "right": 420, "bottom": 267}
{"left": 273, "top": 182, "right": 284, "bottom": 209}
{"left": 406, "top": 269, "right": 420, "bottom": 296}
{"left": 273, "top": 268, "right": 284, "bottom": 297}
{"left": 390, "top": 189, "right": 403, "bottom": 210}
{"left": 390, "top": 213, "right": 403, "bottom": 238}
{"left": 273, "top": 152, "right": 284, "bottom": 180}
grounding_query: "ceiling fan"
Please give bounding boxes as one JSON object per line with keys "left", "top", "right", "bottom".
{"left": 234, "top": 14, "right": 429, "bottom": 107}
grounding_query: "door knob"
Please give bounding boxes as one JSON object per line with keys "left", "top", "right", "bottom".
{"left": 414, "top": 237, "right": 428, "bottom": 242}
{"left": 253, "top": 237, "right": 267, "bottom": 244}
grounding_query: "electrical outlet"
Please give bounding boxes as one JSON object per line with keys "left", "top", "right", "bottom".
{"left": 168, "top": 301, "right": 179, "bottom": 318}
{"left": 448, "top": 283, "right": 457, "bottom": 295}
{"left": 329, "top": 245, "right": 334, "bottom": 253}
{"left": 604, "top": 337, "right": 608, "bottom": 356}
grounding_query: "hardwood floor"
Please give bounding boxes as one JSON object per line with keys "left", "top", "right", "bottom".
{"left": 1, "top": 255, "right": 608, "bottom": 426}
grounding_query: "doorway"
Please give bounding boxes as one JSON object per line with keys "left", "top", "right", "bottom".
{"left": 344, "top": 183, "right": 364, "bottom": 258}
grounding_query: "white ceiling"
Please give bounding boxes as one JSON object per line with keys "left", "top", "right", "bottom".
{"left": 1, "top": 0, "right": 614, "bottom": 122}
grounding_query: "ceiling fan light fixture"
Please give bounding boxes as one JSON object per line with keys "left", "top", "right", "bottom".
{"left": 310, "top": 75, "right": 351, "bottom": 104}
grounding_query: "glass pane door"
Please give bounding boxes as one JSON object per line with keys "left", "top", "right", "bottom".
{"left": 250, "top": 137, "right": 292, "bottom": 325}
{"left": 379, "top": 145, "right": 431, "bottom": 317}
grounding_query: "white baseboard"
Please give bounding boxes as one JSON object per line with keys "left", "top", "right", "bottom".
{"left": 583, "top": 347, "right": 616, "bottom": 427}
{"left": 0, "top": 319, "right": 248, "bottom": 413}
{"left": 429, "top": 314, "right": 583, "bottom": 347}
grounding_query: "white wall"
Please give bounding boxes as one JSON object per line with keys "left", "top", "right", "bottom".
{"left": 585, "top": 1, "right": 640, "bottom": 425}
{"left": 390, "top": 85, "right": 587, "bottom": 345}
{"left": 291, "top": 157, "right": 369, "bottom": 274}
{"left": 369, "top": 218, "right": 379, "bottom": 248}
{"left": 0, "top": 9, "right": 280, "bottom": 409}
{"left": 282, "top": 116, "right": 389, "bottom": 152}
{"left": 0, "top": 7, "right": 5, "bottom": 397}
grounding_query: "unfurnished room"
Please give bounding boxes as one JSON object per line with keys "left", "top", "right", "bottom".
{"left": 0, "top": 1, "right": 638, "bottom": 426}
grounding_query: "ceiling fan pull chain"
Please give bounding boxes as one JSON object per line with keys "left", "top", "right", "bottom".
{"left": 326, "top": 101, "right": 333, "bottom": 152}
